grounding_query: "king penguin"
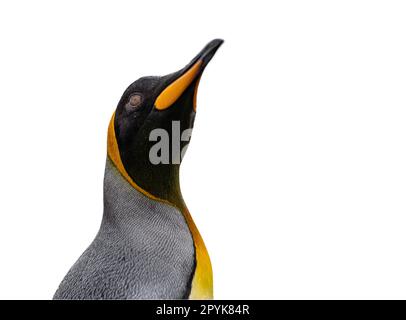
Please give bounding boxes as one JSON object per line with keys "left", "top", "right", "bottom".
{"left": 53, "top": 39, "right": 223, "bottom": 300}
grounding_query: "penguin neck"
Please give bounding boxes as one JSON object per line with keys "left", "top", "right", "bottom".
{"left": 142, "top": 165, "right": 186, "bottom": 210}
{"left": 120, "top": 153, "right": 187, "bottom": 209}
{"left": 103, "top": 157, "right": 182, "bottom": 220}
{"left": 127, "top": 162, "right": 186, "bottom": 211}
{"left": 107, "top": 114, "right": 186, "bottom": 211}
{"left": 106, "top": 114, "right": 213, "bottom": 298}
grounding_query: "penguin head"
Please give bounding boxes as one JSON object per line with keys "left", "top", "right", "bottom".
{"left": 108, "top": 39, "right": 223, "bottom": 204}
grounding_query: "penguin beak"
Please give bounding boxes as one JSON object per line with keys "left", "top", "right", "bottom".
{"left": 155, "top": 39, "right": 224, "bottom": 111}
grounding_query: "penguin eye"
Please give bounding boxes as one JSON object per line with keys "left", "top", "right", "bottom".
{"left": 128, "top": 94, "right": 143, "bottom": 109}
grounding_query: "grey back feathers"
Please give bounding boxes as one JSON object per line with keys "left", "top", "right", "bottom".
{"left": 53, "top": 158, "right": 195, "bottom": 299}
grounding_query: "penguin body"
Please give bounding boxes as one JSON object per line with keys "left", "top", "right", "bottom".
{"left": 54, "top": 39, "right": 223, "bottom": 300}
{"left": 54, "top": 158, "right": 194, "bottom": 299}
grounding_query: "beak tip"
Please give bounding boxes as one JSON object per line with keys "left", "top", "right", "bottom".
{"left": 211, "top": 38, "right": 225, "bottom": 46}
{"left": 207, "top": 38, "right": 224, "bottom": 52}
{"left": 155, "top": 39, "right": 224, "bottom": 111}
{"left": 199, "top": 38, "right": 224, "bottom": 66}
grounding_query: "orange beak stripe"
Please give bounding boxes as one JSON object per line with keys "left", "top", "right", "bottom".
{"left": 155, "top": 60, "right": 202, "bottom": 110}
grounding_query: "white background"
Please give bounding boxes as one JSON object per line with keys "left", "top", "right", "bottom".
{"left": 1, "top": 1, "right": 406, "bottom": 300}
